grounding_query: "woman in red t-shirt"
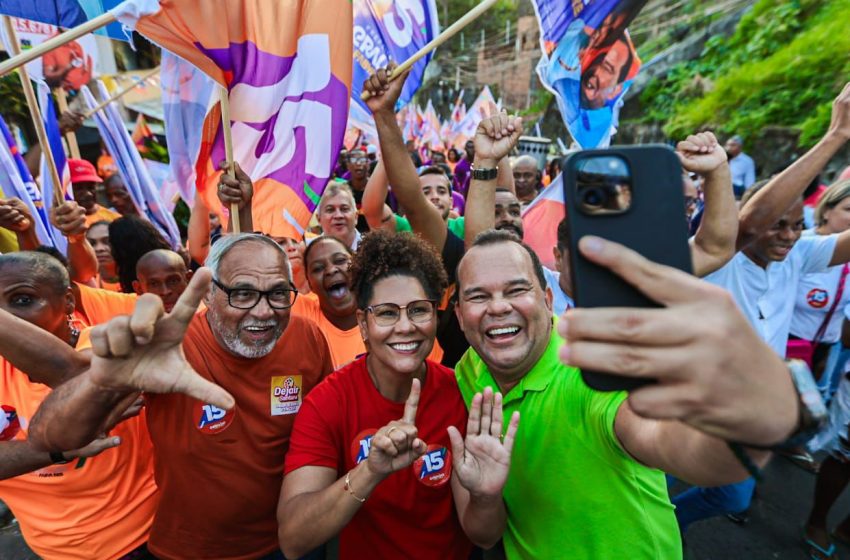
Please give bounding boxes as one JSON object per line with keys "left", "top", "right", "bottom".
{"left": 280, "top": 231, "right": 520, "bottom": 559}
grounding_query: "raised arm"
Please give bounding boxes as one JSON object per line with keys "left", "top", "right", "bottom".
{"left": 738, "top": 83, "right": 850, "bottom": 250}
{"left": 51, "top": 201, "right": 98, "bottom": 284}
{"left": 188, "top": 195, "right": 212, "bottom": 265}
{"left": 463, "top": 105, "right": 522, "bottom": 249}
{"left": 365, "top": 66, "right": 447, "bottom": 250}
{"left": 679, "top": 132, "right": 738, "bottom": 277}
{"left": 27, "top": 268, "right": 234, "bottom": 452}
{"left": 217, "top": 162, "right": 254, "bottom": 234}
{"left": 559, "top": 237, "right": 803, "bottom": 485}
{"left": 361, "top": 159, "right": 397, "bottom": 232}
{"left": 0, "top": 197, "right": 41, "bottom": 251}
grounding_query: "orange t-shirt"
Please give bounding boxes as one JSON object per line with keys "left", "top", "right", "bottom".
{"left": 291, "top": 297, "right": 444, "bottom": 368}
{"left": 84, "top": 205, "right": 121, "bottom": 229}
{"left": 0, "top": 357, "right": 158, "bottom": 560}
{"left": 96, "top": 274, "right": 123, "bottom": 292}
{"left": 73, "top": 282, "right": 137, "bottom": 328}
{"left": 144, "top": 310, "right": 334, "bottom": 560}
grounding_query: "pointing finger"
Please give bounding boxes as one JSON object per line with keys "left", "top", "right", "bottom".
{"left": 402, "top": 378, "right": 421, "bottom": 424}
{"left": 128, "top": 293, "right": 165, "bottom": 345}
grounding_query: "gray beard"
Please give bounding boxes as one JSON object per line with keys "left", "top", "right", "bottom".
{"left": 206, "top": 310, "right": 284, "bottom": 359}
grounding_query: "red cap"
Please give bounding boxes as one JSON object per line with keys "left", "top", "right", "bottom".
{"left": 68, "top": 159, "right": 102, "bottom": 184}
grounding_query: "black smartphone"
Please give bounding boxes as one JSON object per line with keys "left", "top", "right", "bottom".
{"left": 561, "top": 145, "right": 692, "bottom": 392}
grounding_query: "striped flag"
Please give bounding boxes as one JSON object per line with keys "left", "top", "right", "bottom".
{"left": 81, "top": 79, "right": 181, "bottom": 247}
{"left": 112, "top": 0, "right": 354, "bottom": 240}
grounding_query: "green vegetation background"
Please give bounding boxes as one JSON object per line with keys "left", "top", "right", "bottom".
{"left": 635, "top": 0, "right": 850, "bottom": 147}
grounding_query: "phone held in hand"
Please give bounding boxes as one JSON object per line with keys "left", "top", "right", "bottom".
{"left": 562, "top": 145, "right": 692, "bottom": 392}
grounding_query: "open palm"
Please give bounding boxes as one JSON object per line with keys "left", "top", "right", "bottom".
{"left": 449, "top": 388, "right": 520, "bottom": 497}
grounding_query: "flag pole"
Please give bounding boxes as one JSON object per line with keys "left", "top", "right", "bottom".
{"left": 83, "top": 67, "right": 160, "bottom": 119}
{"left": 218, "top": 86, "right": 240, "bottom": 233}
{"left": 2, "top": 17, "right": 64, "bottom": 208}
{"left": 53, "top": 88, "right": 81, "bottom": 159}
{"left": 361, "top": 0, "right": 498, "bottom": 101}
{"left": 0, "top": 12, "right": 116, "bottom": 77}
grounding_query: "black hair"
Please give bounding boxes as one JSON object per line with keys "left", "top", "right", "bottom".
{"left": 556, "top": 216, "right": 570, "bottom": 252}
{"left": 302, "top": 235, "right": 353, "bottom": 269}
{"left": 108, "top": 216, "right": 170, "bottom": 293}
{"left": 349, "top": 230, "right": 448, "bottom": 309}
{"left": 462, "top": 229, "right": 548, "bottom": 291}
{"left": 0, "top": 250, "right": 70, "bottom": 296}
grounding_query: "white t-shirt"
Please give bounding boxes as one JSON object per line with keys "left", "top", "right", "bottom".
{"left": 542, "top": 267, "right": 575, "bottom": 317}
{"left": 704, "top": 234, "right": 838, "bottom": 356}
{"left": 789, "top": 231, "right": 850, "bottom": 343}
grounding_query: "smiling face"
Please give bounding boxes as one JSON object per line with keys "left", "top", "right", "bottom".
{"left": 420, "top": 173, "right": 452, "bottom": 221}
{"left": 306, "top": 237, "right": 355, "bottom": 319}
{"left": 456, "top": 242, "right": 553, "bottom": 385}
{"left": 205, "top": 240, "right": 292, "bottom": 358}
{"left": 319, "top": 192, "right": 357, "bottom": 247}
{"left": 581, "top": 39, "right": 629, "bottom": 110}
{"left": 357, "top": 275, "right": 436, "bottom": 377}
{"left": 744, "top": 199, "right": 805, "bottom": 268}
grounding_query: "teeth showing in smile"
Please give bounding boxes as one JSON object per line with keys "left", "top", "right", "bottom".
{"left": 327, "top": 284, "right": 348, "bottom": 298}
{"left": 245, "top": 326, "right": 271, "bottom": 332}
{"left": 390, "top": 342, "right": 420, "bottom": 352}
{"left": 487, "top": 326, "right": 519, "bottom": 337}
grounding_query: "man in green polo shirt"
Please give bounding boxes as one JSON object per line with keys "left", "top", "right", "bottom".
{"left": 452, "top": 230, "right": 801, "bottom": 559}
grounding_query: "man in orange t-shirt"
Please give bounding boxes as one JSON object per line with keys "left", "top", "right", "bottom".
{"left": 75, "top": 234, "right": 333, "bottom": 559}
{"left": 68, "top": 159, "right": 121, "bottom": 229}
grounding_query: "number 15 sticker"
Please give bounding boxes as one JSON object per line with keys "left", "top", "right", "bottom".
{"left": 412, "top": 444, "right": 451, "bottom": 488}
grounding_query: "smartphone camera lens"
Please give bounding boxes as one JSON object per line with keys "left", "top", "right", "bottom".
{"left": 582, "top": 187, "right": 604, "bottom": 208}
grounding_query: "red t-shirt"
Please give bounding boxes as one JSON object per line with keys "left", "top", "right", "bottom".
{"left": 284, "top": 356, "right": 473, "bottom": 559}
{"left": 145, "top": 310, "right": 334, "bottom": 560}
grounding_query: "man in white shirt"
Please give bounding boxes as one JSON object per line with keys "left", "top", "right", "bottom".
{"left": 726, "top": 135, "right": 756, "bottom": 198}
{"left": 675, "top": 82, "right": 850, "bottom": 533}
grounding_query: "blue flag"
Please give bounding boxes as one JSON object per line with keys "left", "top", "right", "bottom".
{"left": 81, "top": 80, "right": 181, "bottom": 248}
{"left": 532, "top": 0, "right": 648, "bottom": 148}
{"left": 0, "top": 113, "right": 65, "bottom": 251}
{"left": 351, "top": 0, "right": 439, "bottom": 116}
{"left": 0, "top": 0, "right": 131, "bottom": 40}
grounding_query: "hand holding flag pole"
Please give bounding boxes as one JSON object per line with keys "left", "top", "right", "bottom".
{"left": 2, "top": 16, "right": 64, "bottom": 208}
{"left": 83, "top": 67, "right": 160, "bottom": 119}
{"left": 218, "top": 87, "right": 241, "bottom": 234}
{"left": 361, "top": 0, "right": 498, "bottom": 101}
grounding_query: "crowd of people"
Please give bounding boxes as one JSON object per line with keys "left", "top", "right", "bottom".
{"left": 1, "top": 61, "right": 850, "bottom": 560}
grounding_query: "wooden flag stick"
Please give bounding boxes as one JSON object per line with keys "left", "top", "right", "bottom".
{"left": 0, "top": 12, "right": 115, "bottom": 77}
{"left": 218, "top": 86, "right": 240, "bottom": 233}
{"left": 360, "top": 0, "right": 498, "bottom": 101}
{"left": 83, "top": 67, "right": 160, "bottom": 119}
{"left": 2, "top": 17, "right": 64, "bottom": 208}
{"left": 53, "top": 88, "right": 81, "bottom": 159}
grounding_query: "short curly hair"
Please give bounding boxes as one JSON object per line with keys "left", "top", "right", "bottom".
{"left": 349, "top": 230, "right": 448, "bottom": 309}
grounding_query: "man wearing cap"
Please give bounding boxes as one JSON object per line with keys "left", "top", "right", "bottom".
{"left": 725, "top": 135, "right": 756, "bottom": 198}
{"left": 68, "top": 159, "right": 120, "bottom": 228}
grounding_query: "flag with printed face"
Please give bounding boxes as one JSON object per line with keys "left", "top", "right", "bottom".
{"left": 532, "top": 0, "right": 647, "bottom": 148}
{"left": 111, "top": 0, "right": 353, "bottom": 240}
{"left": 452, "top": 85, "right": 495, "bottom": 148}
{"left": 521, "top": 173, "right": 564, "bottom": 269}
{"left": 0, "top": 113, "right": 65, "bottom": 250}
{"left": 81, "top": 79, "right": 181, "bottom": 247}
{"left": 0, "top": 0, "right": 132, "bottom": 40}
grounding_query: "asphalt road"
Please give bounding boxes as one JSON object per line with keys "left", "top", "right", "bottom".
{"left": 2, "top": 456, "right": 849, "bottom": 559}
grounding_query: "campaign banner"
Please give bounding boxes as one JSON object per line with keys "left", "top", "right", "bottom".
{"left": 533, "top": 0, "right": 647, "bottom": 149}
{"left": 0, "top": 0, "right": 132, "bottom": 40}
{"left": 351, "top": 0, "right": 440, "bottom": 115}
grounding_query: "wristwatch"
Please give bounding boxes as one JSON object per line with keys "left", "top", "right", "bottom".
{"left": 471, "top": 165, "right": 498, "bottom": 181}
{"left": 50, "top": 451, "right": 71, "bottom": 465}
{"left": 766, "top": 359, "right": 828, "bottom": 450}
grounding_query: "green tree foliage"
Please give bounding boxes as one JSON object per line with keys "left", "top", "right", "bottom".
{"left": 637, "top": 0, "right": 850, "bottom": 147}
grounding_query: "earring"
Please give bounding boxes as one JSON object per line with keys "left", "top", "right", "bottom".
{"left": 67, "top": 314, "right": 80, "bottom": 346}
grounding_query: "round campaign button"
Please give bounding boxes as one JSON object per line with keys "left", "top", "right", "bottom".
{"left": 351, "top": 429, "right": 377, "bottom": 465}
{"left": 412, "top": 444, "right": 452, "bottom": 488}
{"left": 0, "top": 405, "right": 20, "bottom": 441}
{"left": 194, "top": 403, "right": 235, "bottom": 434}
{"left": 807, "top": 288, "right": 829, "bottom": 309}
